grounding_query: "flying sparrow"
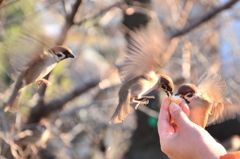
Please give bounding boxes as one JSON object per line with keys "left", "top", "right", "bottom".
{"left": 4, "top": 45, "right": 75, "bottom": 112}
{"left": 109, "top": 26, "right": 174, "bottom": 124}
{"left": 175, "top": 73, "right": 240, "bottom": 128}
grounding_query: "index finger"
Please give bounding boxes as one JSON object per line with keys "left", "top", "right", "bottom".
{"left": 158, "top": 97, "right": 170, "bottom": 135}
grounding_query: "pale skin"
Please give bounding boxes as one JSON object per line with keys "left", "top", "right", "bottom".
{"left": 158, "top": 97, "right": 227, "bottom": 159}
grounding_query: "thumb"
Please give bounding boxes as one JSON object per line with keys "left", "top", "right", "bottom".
{"left": 169, "top": 102, "right": 190, "bottom": 126}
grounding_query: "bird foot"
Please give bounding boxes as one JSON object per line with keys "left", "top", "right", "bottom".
{"left": 134, "top": 99, "right": 149, "bottom": 109}
{"left": 137, "top": 95, "right": 155, "bottom": 99}
{"left": 37, "top": 79, "right": 52, "bottom": 88}
{"left": 143, "top": 95, "right": 155, "bottom": 99}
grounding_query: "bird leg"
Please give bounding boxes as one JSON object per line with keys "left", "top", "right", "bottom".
{"left": 132, "top": 98, "right": 149, "bottom": 109}
{"left": 136, "top": 95, "right": 155, "bottom": 99}
{"left": 36, "top": 79, "right": 52, "bottom": 88}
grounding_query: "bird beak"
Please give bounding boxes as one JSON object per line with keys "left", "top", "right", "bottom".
{"left": 174, "top": 93, "right": 184, "bottom": 98}
{"left": 175, "top": 92, "right": 180, "bottom": 96}
{"left": 165, "top": 91, "right": 173, "bottom": 97}
{"left": 68, "top": 53, "right": 76, "bottom": 58}
{"left": 165, "top": 91, "right": 170, "bottom": 97}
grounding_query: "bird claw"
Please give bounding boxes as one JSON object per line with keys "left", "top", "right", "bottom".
{"left": 37, "top": 79, "right": 52, "bottom": 88}
{"left": 134, "top": 99, "right": 149, "bottom": 109}
{"left": 145, "top": 96, "right": 155, "bottom": 99}
{"left": 135, "top": 103, "right": 140, "bottom": 109}
{"left": 137, "top": 95, "right": 155, "bottom": 99}
{"left": 140, "top": 100, "right": 149, "bottom": 105}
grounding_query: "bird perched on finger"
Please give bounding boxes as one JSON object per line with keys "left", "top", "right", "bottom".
{"left": 175, "top": 72, "right": 240, "bottom": 128}
{"left": 4, "top": 45, "right": 75, "bottom": 112}
{"left": 109, "top": 24, "right": 174, "bottom": 124}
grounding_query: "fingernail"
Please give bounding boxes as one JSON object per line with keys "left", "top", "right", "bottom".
{"left": 170, "top": 103, "right": 180, "bottom": 112}
{"left": 184, "top": 104, "right": 189, "bottom": 109}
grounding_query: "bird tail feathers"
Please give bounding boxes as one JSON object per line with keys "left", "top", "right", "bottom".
{"left": 109, "top": 91, "right": 132, "bottom": 124}
{"left": 4, "top": 78, "right": 24, "bottom": 112}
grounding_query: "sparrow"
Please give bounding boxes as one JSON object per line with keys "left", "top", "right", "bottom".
{"left": 175, "top": 73, "right": 240, "bottom": 128}
{"left": 4, "top": 45, "right": 75, "bottom": 112}
{"left": 109, "top": 25, "right": 174, "bottom": 124}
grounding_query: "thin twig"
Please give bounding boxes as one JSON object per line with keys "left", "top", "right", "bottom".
{"left": 0, "top": 0, "right": 19, "bottom": 9}
{"left": 0, "top": 112, "right": 9, "bottom": 134}
{"left": 60, "top": 98, "right": 118, "bottom": 118}
{"left": 61, "top": 0, "right": 68, "bottom": 16}
{"left": 27, "top": 78, "right": 101, "bottom": 123}
{"left": 44, "top": 79, "right": 100, "bottom": 113}
{"left": 75, "top": 1, "right": 122, "bottom": 26}
{"left": 171, "top": 0, "right": 240, "bottom": 38}
{"left": 27, "top": 0, "right": 83, "bottom": 123}
{"left": 56, "top": 0, "right": 82, "bottom": 45}
{"left": 3, "top": 0, "right": 61, "bottom": 28}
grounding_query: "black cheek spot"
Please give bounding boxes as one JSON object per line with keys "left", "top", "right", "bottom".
{"left": 183, "top": 97, "right": 190, "bottom": 104}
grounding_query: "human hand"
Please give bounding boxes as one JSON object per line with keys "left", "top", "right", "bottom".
{"left": 158, "top": 97, "right": 227, "bottom": 159}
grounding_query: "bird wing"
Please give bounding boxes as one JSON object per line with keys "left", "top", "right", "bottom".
{"left": 197, "top": 72, "right": 227, "bottom": 104}
{"left": 197, "top": 72, "right": 240, "bottom": 125}
{"left": 6, "top": 26, "right": 51, "bottom": 80}
{"left": 119, "top": 22, "right": 168, "bottom": 82}
{"left": 207, "top": 96, "right": 240, "bottom": 126}
{"left": 9, "top": 44, "right": 45, "bottom": 76}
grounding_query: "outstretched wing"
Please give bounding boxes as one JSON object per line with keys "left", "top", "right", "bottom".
{"left": 119, "top": 22, "right": 168, "bottom": 82}
{"left": 197, "top": 72, "right": 227, "bottom": 104}
{"left": 197, "top": 72, "right": 240, "bottom": 125}
{"left": 6, "top": 25, "right": 52, "bottom": 80}
{"left": 207, "top": 96, "right": 240, "bottom": 126}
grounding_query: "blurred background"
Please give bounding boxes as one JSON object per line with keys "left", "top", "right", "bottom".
{"left": 1, "top": 0, "right": 240, "bottom": 158}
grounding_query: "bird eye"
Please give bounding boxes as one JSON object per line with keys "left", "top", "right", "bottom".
{"left": 186, "top": 93, "right": 193, "bottom": 97}
{"left": 161, "top": 84, "right": 167, "bottom": 90}
{"left": 57, "top": 54, "right": 62, "bottom": 57}
{"left": 167, "top": 87, "right": 172, "bottom": 92}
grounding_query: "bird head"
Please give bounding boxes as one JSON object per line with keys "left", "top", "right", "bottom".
{"left": 157, "top": 74, "right": 174, "bottom": 96}
{"left": 175, "top": 84, "right": 198, "bottom": 103}
{"left": 49, "top": 45, "right": 75, "bottom": 62}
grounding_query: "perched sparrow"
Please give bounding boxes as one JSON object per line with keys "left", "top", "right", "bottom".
{"left": 109, "top": 26, "right": 174, "bottom": 124}
{"left": 175, "top": 73, "right": 240, "bottom": 128}
{"left": 5, "top": 45, "right": 75, "bottom": 112}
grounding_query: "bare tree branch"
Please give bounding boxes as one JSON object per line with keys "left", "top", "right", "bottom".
{"left": 56, "top": 0, "right": 82, "bottom": 45}
{"left": 28, "top": 79, "right": 100, "bottom": 123}
{"left": 75, "top": 1, "right": 122, "bottom": 26}
{"left": 60, "top": 98, "right": 118, "bottom": 118}
{"left": 28, "top": 0, "right": 83, "bottom": 123}
{"left": 171, "top": 0, "right": 239, "bottom": 38}
{"left": 44, "top": 79, "right": 100, "bottom": 113}
{"left": 3, "top": 0, "right": 63, "bottom": 28}
{"left": 0, "top": 0, "right": 18, "bottom": 9}
{"left": 0, "top": 0, "right": 4, "bottom": 6}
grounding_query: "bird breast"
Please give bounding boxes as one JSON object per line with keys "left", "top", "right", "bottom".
{"left": 130, "top": 75, "right": 159, "bottom": 96}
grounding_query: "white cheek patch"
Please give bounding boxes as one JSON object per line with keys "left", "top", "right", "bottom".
{"left": 195, "top": 91, "right": 200, "bottom": 96}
